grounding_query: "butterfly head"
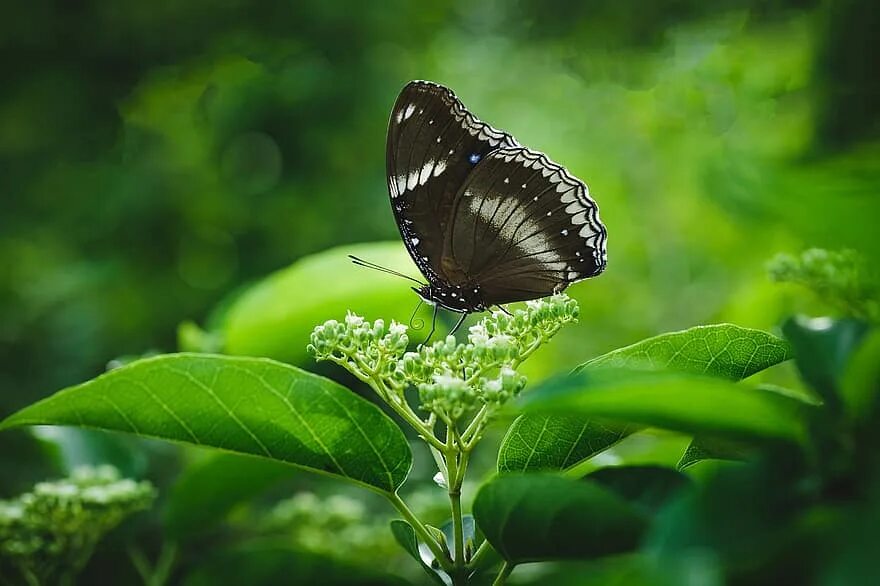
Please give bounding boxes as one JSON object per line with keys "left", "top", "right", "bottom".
{"left": 413, "top": 283, "right": 487, "bottom": 313}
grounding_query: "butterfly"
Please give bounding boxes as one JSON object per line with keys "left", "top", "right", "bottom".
{"left": 355, "top": 80, "right": 607, "bottom": 334}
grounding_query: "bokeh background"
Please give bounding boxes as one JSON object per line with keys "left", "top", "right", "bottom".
{"left": 2, "top": 0, "right": 878, "bottom": 583}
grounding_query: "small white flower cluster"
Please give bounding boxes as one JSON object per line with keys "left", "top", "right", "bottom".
{"left": 309, "top": 312, "right": 409, "bottom": 381}
{"left": 0, "top": 466, "right": 155, "bottom": 584}
{"left": 768, "top": 248, "right": 878, "bottom": 322}
{"left": 309, "top": 295, "right": 578, "bottom": 425}
{"left": 262, "top": 491, "right": 396, "bottom": 564}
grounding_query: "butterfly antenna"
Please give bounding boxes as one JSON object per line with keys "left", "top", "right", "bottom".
{"left": 348, "top": 255, "right": 425, "bottom": 286}
{"left": 408, "top": 298, "right": 425, "bottom": 331}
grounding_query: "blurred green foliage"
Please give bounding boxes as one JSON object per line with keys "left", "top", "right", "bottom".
{"left": 2, "top": 0, "right": 879, "bottom": 583}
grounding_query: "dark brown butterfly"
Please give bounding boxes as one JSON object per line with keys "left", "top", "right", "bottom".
{"left": 357, "top": 80, "right": 607, "bottom": 333}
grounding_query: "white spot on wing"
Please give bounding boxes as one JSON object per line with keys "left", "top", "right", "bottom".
{"left": 418, "top": 160, "right": 435, "bottom": 186}
{"left": 571, "top": 211, "right": 589, "bottom": 225}
{"left": 579, "top": 225, "right": 598, "bottom": 237}
{"left": 407, "top": 169, "right": 419, "bottom": 191}
{"left": 404, "top": 104, "right": 416, "bottom": 120}
{"left": 433, "top": 159, "right": 447, "bottom": 177}
{"left": 560, "top": 189, "right": 578, "bottom": 204}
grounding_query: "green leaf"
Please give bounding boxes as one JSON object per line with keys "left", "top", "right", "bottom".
{"left": 390, "top": 520, "right": 447, "bottom": 585}
{"left": 576, "top": 323, "right": 793, "bottom": 380}
{"left": 499, "top": 325, "right": 793, "bottom": 473}
{"left": 30, "top": 427, "right": 149, "bottom": 478}
{"left": 584, "top": 466, "right": 691, "bottom": 514}
{"left": 676, "top": 384, "right": 818, "bottom": 470}
{"left": 0, "top": 354, "right": 412, "bottom": 494}
{"left": 521, "top": 369, "right": 807, "bottom": 444}
{"left": 497, "top": 414, "right": 631, "bottom": 473}
{"left": 221, "top": 242, "right": 432, "bottom": 365}
{"left": 473, "top": 474, "right": 647, "bottom": 563}
{"left": 677, "top": 436, "right": 751, "bottom": 471}
{"left": 782, "top": 316, "right": 869, "bottom": 410}
{"left": 165, "top": 453, "right": 291, "bottom": 541}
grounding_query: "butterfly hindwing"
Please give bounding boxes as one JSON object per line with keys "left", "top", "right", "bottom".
{"left": 445, "top": 147, "right": 607, "bottom": 305}
{"left": 386, "top": 81, "right": 518, "bottom": 283}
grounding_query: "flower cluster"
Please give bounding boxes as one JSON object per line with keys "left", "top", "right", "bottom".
{"left": 768, "top": 248, "right": 878, "bottom": 322}
{"left": 0, "top": 466, "right": 155, "bottom": 585}
{"left": 262, "top": 492, "right": 400, "bottom": 566}
{"left": 309, "top": 312, "right": 409, "bottom": 384}
{"left": 309, "top": 295, "right": 578, "bottom": 429}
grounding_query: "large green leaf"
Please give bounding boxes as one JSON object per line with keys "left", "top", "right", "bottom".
{"left": 498, "top": 415, "right": 630, "bottom": 473}
{"left": 676, "top": 436, "right": 750, "bottom": 471}
{"left": 499, "top": 324, "right": 793, "bottom": 472}
{"left": 473, "top": 474, "right": 647, "bottom": 564}
{"left": 221, "top": 242, "right": 433, "bottom": 364}
{"left": 0, "top": 354, "right": 412, "bottom": 494}
{"left": 165, "top": 453, "right": 291, "bottom": 540}
{"left": 576, "top": 323, "right": 792, "bottom": 378}
{"left": 520, "top": 369, "right": 807, "bottom": 443}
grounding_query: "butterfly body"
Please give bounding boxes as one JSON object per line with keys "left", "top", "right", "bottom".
{"left": 385, "top": 81, "right": 607, "bottom": 315}
{"left": 413, "top": 283, "right": 488, "bottom": 313}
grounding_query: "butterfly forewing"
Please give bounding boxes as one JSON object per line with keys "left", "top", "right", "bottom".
{"left": 446, "top": 147, "right": 607, "bottom": 305}
{"left": 386, "top": 81, "right": 518, "bottom": 283}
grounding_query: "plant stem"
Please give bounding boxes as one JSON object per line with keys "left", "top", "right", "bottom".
{"left": 492, "top": 561, "right": 514, "bottom": 586}
{"left": 128, "top": 546, "right": 152, "bottom": 585}
{"left": 387, "top": 492, "right": 454, "bottom": 574}
{"left": 128, "top": 542, "right": 177, "bottom": 586}
{"left": 151, "top": 542, "right": 177, "bottom": 586}
{"left": 445, "top": 432, "right": 472, "bottom": 585}
{"left": 449, "top": 489, "right": 466, "bottom": 584}
{"left": 339, "top": 357, "right": 446, "bottom": 450}
{"left": 20, "top": 568, "right": 41, "bottom": 586}
{"left": 461, "top": 406, "right": 488, "bottom": 445}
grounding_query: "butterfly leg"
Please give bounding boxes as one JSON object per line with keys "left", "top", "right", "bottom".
{"left": 449, "top": 312, "right": 468, "bottom": 336}
{"left": 495, "top": 304, "right": 512, "bottom": 316}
